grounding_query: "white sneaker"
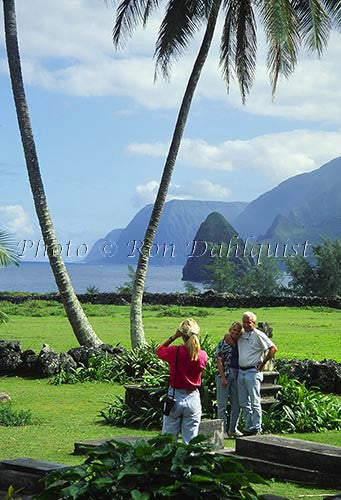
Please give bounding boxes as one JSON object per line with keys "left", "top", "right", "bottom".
{"left": 228, "top": 430, "right": 244, "bottom": 438}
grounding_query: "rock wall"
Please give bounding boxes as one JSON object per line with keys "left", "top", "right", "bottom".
{"left": 0, "top": 340, "right": 125, "bottom": 378}
{"left": 1, "top": 291, "right": 341, "bottom": 308}
{"left": 275, "top": 358, "right": 341, "bottom": 394}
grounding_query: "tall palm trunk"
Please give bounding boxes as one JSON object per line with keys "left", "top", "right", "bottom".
{"left": 3, "top": 0, "right": 103, "bottom": 347}
{"left": 130, "top": 1, "right": 222, "bottom": 348}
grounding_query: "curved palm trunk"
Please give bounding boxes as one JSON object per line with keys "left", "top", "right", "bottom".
{"left": 130, "top": 1, "right": 222, "bottom": 348}
{"left": 3, "top": 0, "right": 103, "bottom": 347}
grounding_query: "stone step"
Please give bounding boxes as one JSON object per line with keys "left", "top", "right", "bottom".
{"left": 262, "top": 371, "right": 279, "bottom": 384}
{"left": 236, "top": 435, "right": 341, "bottom": 475}
{"left": 0, "top": 458, "right": 66, "bottom": 493}
{"left": 260, "top": 384, "right": 282, "bottom": 397}
{"left": 219, "top": 450, "right": 340, "bottom": 488}
{"left": 260, "top": 396, "right": 278, "bottom": 411}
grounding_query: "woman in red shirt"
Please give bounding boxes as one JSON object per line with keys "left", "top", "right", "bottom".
{"left": 156, "top": 318, "right": 208, "bottom": 444}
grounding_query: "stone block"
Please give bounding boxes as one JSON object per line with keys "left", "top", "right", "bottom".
{"left": 198, "top": 419, "right": 224, "bottom": 450}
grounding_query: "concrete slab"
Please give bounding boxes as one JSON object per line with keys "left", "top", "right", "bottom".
{"left": 236, "top": 435, "right": 341, "bottom": 475}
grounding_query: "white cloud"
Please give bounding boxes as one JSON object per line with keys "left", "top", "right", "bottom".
{"left": 133, "top": 179, "right": 231, "bottom": 207}
{"left": 127, "top": 130, "right": 341, "bottom": 183}
{"left": 134, "top": 180, "right": 159, "bottom": 207}
{"left": 0, "top": 205, "right": 34, "bottom": 237}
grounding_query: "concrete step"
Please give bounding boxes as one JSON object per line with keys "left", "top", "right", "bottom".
{"left": 262, "top": 371, "right": 279, "bottom": 384}
{"left": 260, "top": 384, "right": 282, "bottom": 398}
{"left": 219, "top": 449, "right": 340, "bottom": 488}
{"left": 236, "top": 435, "right": 341, "bottom": 476}
{"left": 0, "top": 458, "right": 66, "bottom": 494}
{"left": 260, "top": 396, "right": 278, "bottom": 410}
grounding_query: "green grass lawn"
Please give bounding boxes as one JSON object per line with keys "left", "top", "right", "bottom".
{"left": 0, "top": 303, "right": 341, "bottom": 499}
{"left": 1, "top": 303, "right": 341, "bottom": 361}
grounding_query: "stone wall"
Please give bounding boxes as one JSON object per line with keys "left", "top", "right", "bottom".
{"left": 275, "top": 358, "right": 341, "bottom": 394}
{"left": 1, "top": 290, "right": 341, "bottom": 308}
{"left": 0, "top": 340, "right": 125, "bottom": 378}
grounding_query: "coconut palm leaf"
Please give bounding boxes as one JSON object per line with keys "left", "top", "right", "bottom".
{"left": 293, "top": 0, "right": 331, "bottom": 54}
{"left": 0, "top": 230, "right": 19, "bottom": 268}
{"left": 259, "top": 0, "right": 300, "bottom": 95}
{"left": 323, "top": 0, "right": 341, "bottom": 27}
{"left": 154, "top": 0, "right": 207, "bottom": 79}
{"left": 113, "top": 0, "right": 160, "bottom": 47}
{"left": 220, "top": 0, "right": 257, "bottom": 103}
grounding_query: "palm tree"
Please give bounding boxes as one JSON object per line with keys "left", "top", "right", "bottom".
{"left": 0, "top": 230, "right": 19, "bottom": 323}
{"left": 113, "top": 0, "right": 341, "bottom": 348}
{"left": 2, "top": 0, "right": 103, "bottom": 347}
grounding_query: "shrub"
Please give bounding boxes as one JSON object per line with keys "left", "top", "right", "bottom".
{"left": 34, "top": 435, "right": 265, "bottom": 500}
{"left": 0, "top": 405, "right": 32, "bottom": 426}
{"left": 51, "top": 344, "right": 168, "bottom": 386}
{"left": 100, "top": 395, "right": 163, "bottom": 430}
{"left": 263, "top": 376, "right": 341, "bottom": 433}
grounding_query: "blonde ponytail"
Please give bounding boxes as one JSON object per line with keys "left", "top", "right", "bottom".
{"left": 178, "top": 318, "right": 201, "bottom": 361}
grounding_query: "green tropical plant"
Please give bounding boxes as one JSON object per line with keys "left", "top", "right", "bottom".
{"left": 51, "top": 343, "right": 168, "bottom": 385}
{"left": 0, "top": 405, "right": 32, "bottom": 426}
{"left": 116, "top": 265, "right": 145, "bottom": 294}
{"left": 0, "top": 230, "right": 19, "bottom": 324}
{"left": 205, "top": 256, "right": 283, "bottom": 296}
{"left": 2, "top": 0, "right": 103, "bottom": 348}
{"left": 285, "top": 238, "right": 341, "bottom": 297}
{"left": 0, "top": 230, "right": 19, "bottom": 268}
{"left": 85, "top": 285, "right": 100, "bottom": 294}
{"left": 112, "top": 0, "right": 341, "bottom": 348}
{"left": 263, "top": 376, "right": 341, "bottom": 433}
{"left": 34, "top": 434, "right": 265, "bottom": 500}
{"left": 4, "top": 485, "right": 23, "bottom": 500}
{"left": 183, "top": 282, "right": 201, "bottom": 295}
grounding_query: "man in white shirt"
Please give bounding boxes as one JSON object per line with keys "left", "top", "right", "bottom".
{"left": 237, "top": 311, "right": 278, "bottom": 435}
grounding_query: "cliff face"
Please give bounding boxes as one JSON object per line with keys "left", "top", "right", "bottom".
{"left": 182, "top": 212, "right": 254, "bottom": 282}
{"left": 233, "top": 157, "right": 341, "bottom": 239}
{"left": 85, "top": 200, "right": 248, "bottom": 266}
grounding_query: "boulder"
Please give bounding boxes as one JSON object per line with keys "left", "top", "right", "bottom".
{"left": 17, "top": 349, "right": 39, "bottom": 375}
{"left": 0, "top": 348, "right": 22, "bottom": 374}
{"left": 0, "top": 340, "right": 22, "bottom": 352}
{"left": 68, "top": 344, "right": 125, "bottom": 366}
{"left": 59, "top": 352, "right": 77, "bottom": 373}
{"left": 0, "top": 393, "right": 11, "bottom": 402}
{"left": 37, "top": 344, "right": 60, "bottom": 377}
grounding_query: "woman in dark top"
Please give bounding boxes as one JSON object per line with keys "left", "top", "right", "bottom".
{"left": 215, "top": 321, "right": 243, "bottom": 438}
{"left": 156, "top": 318, "right": 208, "bottom": 444}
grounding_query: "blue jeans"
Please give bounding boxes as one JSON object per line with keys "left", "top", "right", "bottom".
{"left": 237, "top": 368, "right": 263, "bottom": 432}
{"left": 162, "top": 388, "right": 201, "bottom": 444}
{"left": 216, "top": 367, "right": 241, "bottom": 433}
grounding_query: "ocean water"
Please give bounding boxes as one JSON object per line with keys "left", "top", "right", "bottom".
{"left": 0, "top": 262, "right": 197, "bottom": 294}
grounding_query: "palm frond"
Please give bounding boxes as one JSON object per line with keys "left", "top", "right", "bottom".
{"left": 113, "top": 0, "right": 159, "bottom": 47}
{"left": 154, "top": 0, "right": 207, "bottom": 80}
{"left": 234, "top": 0, "right": 257, "bottom": 103}
{"left": 220, "top": 1, "right": 238, "bottom": 93}
{"left": 322, "top": 0, "right": 341, "bottom": 29}
{"left": 220, "top": 0, "right": 257, "bottom": 103}
{"left": 293, "top": 0, "right": 331, "bottom": 55}
{"left": 0, "top": 230, "right": 19, "bottom": 267}
{"left": 259, "top": 0, "right": 300, "bottom": 96}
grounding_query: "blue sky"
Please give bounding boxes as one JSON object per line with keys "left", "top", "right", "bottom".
{"left": 1, "top": 0, "right": 341, "bottom": 261}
